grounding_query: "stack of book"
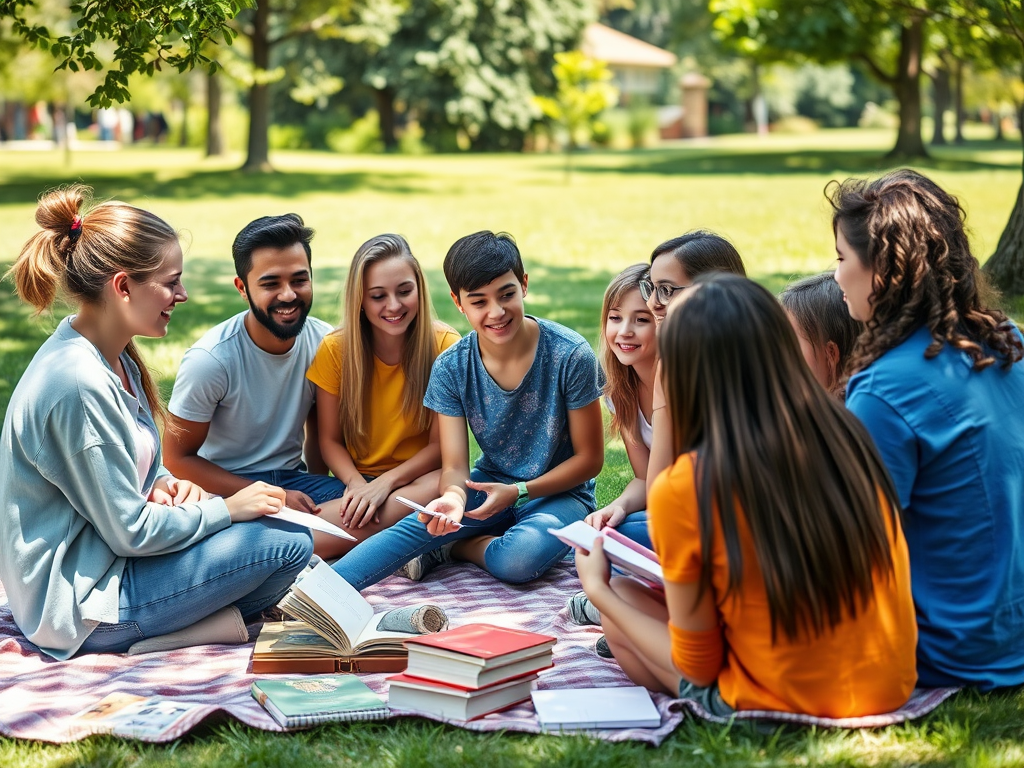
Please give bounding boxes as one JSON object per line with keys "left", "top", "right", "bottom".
{"left": 387, "top": 624, "right": 556, "bottom": 721}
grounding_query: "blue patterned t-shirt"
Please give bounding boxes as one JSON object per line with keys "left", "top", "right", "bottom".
{"left": 424, "top": 317, "right": 603, "bottom": 504}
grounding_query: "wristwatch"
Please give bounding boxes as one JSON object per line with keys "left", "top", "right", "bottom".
{"left": 513, "top": 481, "right": 530, "bottom": 508}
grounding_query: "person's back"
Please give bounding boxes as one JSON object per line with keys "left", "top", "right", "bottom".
{"left": 831, "top": 169, "right": 1024, "bottom": 690}
{"left": 649, "top": 453, "right": 916, "bottom": 715}
{"left": 847, "top": 325, "right": 1024, "bottom": 687}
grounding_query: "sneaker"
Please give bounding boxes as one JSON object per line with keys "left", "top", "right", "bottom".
{"left": 567, "top": 591, "right": 602, "bottom": 626}
{"left": 396, "top": 543, "right": 455, "bottom": 582}
{"left": 595, "top": 635, "right": 614, "bottom": 659}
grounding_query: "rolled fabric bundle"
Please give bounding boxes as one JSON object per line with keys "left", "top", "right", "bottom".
{"left": 375, "top": 604, "right": 449, "bottom": 634}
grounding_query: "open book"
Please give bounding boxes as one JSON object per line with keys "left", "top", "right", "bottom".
{"left": 549, "top": 521, "right": 663, "bottom": 586}
{"left": 270, "top": 565, "right": 446, "bottom": 671}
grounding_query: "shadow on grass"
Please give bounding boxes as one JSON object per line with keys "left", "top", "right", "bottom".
{"left": 0, "top": 167, "right": 444, "bottom": 207}
{"left": 8, "top": 687, "right": 1020, "bottom": 767}
{"left": 572, "top": 144, "right": 1019, "bottom": 178}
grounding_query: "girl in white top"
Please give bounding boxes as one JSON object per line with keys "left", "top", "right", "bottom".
{"left": 584, "top": 264, "right": 658, "bottom": 547}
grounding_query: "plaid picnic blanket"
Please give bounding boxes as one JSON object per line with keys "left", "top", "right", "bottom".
{"left": 0, "top": 561, "right": 958, "bottom": 744}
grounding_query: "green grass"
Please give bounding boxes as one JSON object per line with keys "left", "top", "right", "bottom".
{"left": 1, "top": 129, "right": 1023, "bottom": 766}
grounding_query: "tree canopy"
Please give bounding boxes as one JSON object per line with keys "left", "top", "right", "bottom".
{"left": 0, "top": 0, "right": 247, "bottom": 107}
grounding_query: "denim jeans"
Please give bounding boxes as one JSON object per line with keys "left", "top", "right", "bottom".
{"left": 238, "top": 467, "right": 346, "bottom": 505}
{"left": 617, "top": 510, "right": 652, "bottom": 550}
{"left": 333, "top": 469, "right": 593, "bottom": 590}
{"left": 78, "top": 517, "right": 313, "bottom": 654}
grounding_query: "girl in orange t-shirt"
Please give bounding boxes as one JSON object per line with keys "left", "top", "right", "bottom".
{"left": 575, "top": 273, "right": 917, "bottom": 717}
{"left": 306, "top": 234, "right": 458, "bottom": 559}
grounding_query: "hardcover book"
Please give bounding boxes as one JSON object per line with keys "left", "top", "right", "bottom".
{"left": 251, "top": 675, "right": 388, "bottom": 728}
{"left": 387, "top": 673, "right": 538, "bottom": 721}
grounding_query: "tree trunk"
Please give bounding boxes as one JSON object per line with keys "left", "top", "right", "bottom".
{"left": 375, "top": 87, "right": 397, "bottom": 152}
{"left": 178, "top": 98, "right": 189, "bottom": 148}
{"left": 954, "top": 58, "right": 965, "bottom": 144}
{"left": 982, "top": 166, "right": 1024, "bottom": 295}
{"left": 242, "top": 1, "right": 273, "bottom": 172}
{"left": 206, "top": 69, "right": 225, "bottom": 157}
{"left": 929, "top": 64, "right": 950, "bottom": 146}
{"left": 887, "top": 14, "right": 928, "bottom": 158}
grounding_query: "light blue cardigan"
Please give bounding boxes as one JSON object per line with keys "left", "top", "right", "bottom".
{"left": 0, "top": 318, "right": 231, "bottom": 659}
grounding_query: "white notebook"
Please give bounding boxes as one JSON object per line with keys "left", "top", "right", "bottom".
{"left": 531, "top": 686, "right": 662, "bottom": 731}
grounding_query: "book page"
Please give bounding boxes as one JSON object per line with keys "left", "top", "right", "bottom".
{"left": 291, "top": 562, "right": 374, "bottom": 649}
{"left": 549, "top": 521, "right": 663, "bottom": 585}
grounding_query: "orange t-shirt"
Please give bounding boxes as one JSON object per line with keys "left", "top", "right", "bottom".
{"left": 648, "top": 452, "right": 918, "bottom": 717}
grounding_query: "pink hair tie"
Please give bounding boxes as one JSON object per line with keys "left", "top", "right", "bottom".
{"left": 69, "top": 215, "right": 83, "bottom": 241}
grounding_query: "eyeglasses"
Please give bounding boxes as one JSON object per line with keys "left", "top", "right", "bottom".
{"left": 639, "top": 275, "right": 689, "bottom": 305}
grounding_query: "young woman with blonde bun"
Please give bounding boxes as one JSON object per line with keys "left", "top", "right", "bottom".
{"left": 0, "top": 185, "right": 312, "bottom": 659}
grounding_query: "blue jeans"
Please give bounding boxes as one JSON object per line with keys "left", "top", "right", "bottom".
{"left": 78, "top": 517, "right": 313, "bottom": 654}
{"left": 333, "top": 470, "right": 593, "bottom": 590}
{"left": 617, "top": 511, "right": 652, "bottom": 550}
{"left": 238, "top": 467, "right": 346, "bottom": 505}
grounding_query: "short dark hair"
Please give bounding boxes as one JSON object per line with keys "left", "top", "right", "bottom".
{"left": 651, "top": 230, "right": 745, "bottom": 279}
{"left": 232, "top": 214, "right": 314, "bottom": 281}
{"left": 443, "top": 230, "right": 525, "bottom": 296}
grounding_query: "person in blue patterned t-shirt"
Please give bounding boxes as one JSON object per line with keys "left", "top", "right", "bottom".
{"left": 333, "top": 231, "right": 605, "bottom": 590}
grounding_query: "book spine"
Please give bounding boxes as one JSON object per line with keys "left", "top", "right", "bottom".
{"left": 283, "top": 708, "right": 391, "bottom": 728}
{"left": 250, "top": 683, "right": 268, "bottom": 707}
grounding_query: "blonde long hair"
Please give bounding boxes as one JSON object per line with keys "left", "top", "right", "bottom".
{"left": 8, "top": 184, "right": 177, "bottom": 422}
{"left": 600, "top": 264, "right": 651, "bottom": 445}
{"left": 336, "top": 234, "right": 440, "bottom": 457}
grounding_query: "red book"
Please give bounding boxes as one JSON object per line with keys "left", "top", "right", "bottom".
{"left": 402, "top": 624, "right": 556, "bottom": 689}
{"left": 403, "top": 624, "right": 556, "bottom": 665}
{"left": 387, "top": 672, "right": 538, "bottom": 721}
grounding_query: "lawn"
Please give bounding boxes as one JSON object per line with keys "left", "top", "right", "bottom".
{"left": 1, "top": 129, "right": 1023, "bottom": 766}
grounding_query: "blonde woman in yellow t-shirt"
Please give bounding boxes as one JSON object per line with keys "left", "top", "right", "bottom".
{"left": 307, "top": 234, "right": 459, "bottom": 558}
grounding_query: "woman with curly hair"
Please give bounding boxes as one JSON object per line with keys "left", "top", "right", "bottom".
{"left": 831, "top": 168, "right": 1024, "bottom": 690}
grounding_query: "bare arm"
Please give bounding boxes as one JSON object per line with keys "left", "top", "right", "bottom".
{"left": 162, "top": 414, "right": 251, "bottom": 497}
{"left": 526, "top": 399, "right": 605, "bottom": 499}
{"left": 303, "top": 401, "right": 329, "bottom": 475}
{"left": 314, "top": 387, "right": 364, "bottom": 486}
{"left": 577, "top": 540, "right": 721, "bottom": 688}
{"left": 587, "top": 429, "right": 649, "bottom": 530}
{"left": 646, "top": 362, "right": 673, "bottom": 496}
{"left": 468, "top": 399, "right": 606, "bottom": 519}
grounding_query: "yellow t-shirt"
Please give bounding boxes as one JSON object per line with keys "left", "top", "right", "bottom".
{"left": 648, "top": 452, "right": 918, "bottom": 717}
{"left": 306, "top": 323, "right": 460, "bottom": 476}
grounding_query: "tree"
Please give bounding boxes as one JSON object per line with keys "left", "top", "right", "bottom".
{"left": 947, "top": 0, "right": 1024, "bottom": 293}
{"left": 226, "top": 0, "right": 354, "bottom": 171}
{"left": 338, "top": 0, "right": 594, "bottom": 151}
{"left": 710, "top": 0, "right": 932, "bottom": 157}
{"left": 0, "top": 0, "right": 245, "bottom": 107}
{"left": 534, "top": 51, "right": 618, "bottom": 176}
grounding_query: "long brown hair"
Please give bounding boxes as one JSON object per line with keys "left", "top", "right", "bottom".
{"left": 600, "top": 264, "right": 653, "bottom": 444}
{"left": 336, "top": 234, "right": 442, "bottom": 458}
{"left": 8, "top": 184, "right": 177, "bottom": 421}
{"left": 660, "top": 273, "right": 900, "bottom": 642}
{"left": 779, "top": 271, "right": 863, "bottom": 396}
{"left": 828, "top": 169, "right": 1022, "bottom": 375}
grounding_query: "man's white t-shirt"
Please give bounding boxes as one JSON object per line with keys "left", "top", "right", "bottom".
{"left": 168, "top": 311, "right": 332, "bottom": 474}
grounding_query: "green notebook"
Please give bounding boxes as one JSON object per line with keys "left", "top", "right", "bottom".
{"left": 251, "top": 675, "right": 388, "bottom": 728}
